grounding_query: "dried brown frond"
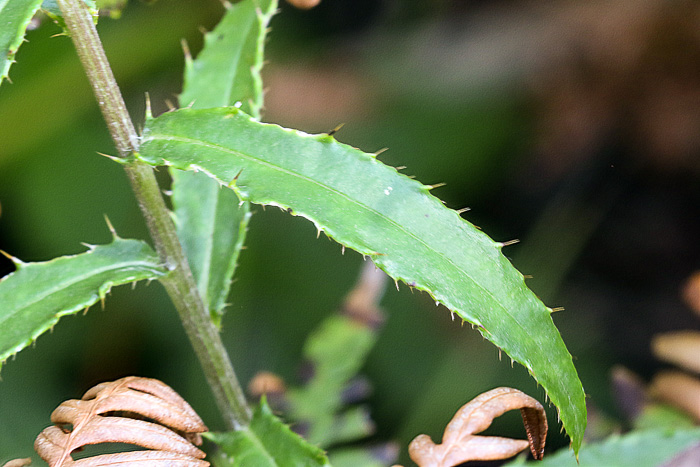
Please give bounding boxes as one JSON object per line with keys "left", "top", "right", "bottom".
{"left": 34, "top": 376, "right": 209, "bottom": 467}
{"left": 2, "top": 459, "right": 32, "bottom": 467}
{"left": 408, "top": 387, "right": 548, "bottom": 467}
{"left": 285, "top": 0, "right": 321, "bottom": 10}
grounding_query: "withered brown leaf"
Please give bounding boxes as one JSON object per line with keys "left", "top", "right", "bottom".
{"left": 33, "top": 376, "right": 209, "bottom": 467}
{"left": 2, "top": 458, "right": 32, "bottom": 467}
{"left": 408, "top": 387, "right": 548, "bottom": 467}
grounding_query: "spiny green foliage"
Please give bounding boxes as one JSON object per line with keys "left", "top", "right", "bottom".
{"left": 171, "top": 0, "right": 275, "bottom": 323}
{"left": 206, "top": 399, "right": 331, "bottom": 467}
{"left": 0, "top": 0, "right": 44, "bottom": 84}
{"left": 179, "top": 0, "right": 274, "bottom": 116}
{"left": 0, "top": 0, "right": 100, "bottom": 85}
{"left": 0, "top": 237, "right": 166, "bottom": 371}
{"left": 505, "top": 428, "right": 700, "bottom": 467}
{"left": 137, "top": 106, "right": 586, "bottom": 454}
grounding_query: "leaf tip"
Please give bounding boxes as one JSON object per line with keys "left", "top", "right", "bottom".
{"left": 327, "top": 123, "right": 345, "bottom": 136}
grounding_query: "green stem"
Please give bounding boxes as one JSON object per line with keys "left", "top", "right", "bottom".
{"left": 56, "top": 0, "right": 251, "bottom": 429}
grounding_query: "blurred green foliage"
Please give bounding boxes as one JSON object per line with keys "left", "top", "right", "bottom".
{"left": 2, "top": 0, "right": 698, "bottom": 465}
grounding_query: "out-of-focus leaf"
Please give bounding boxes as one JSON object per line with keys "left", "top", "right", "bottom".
{"left": 505, "top": 428, "right": 700, "bottom": 467}
{"left": 634, "top": 404, "right": 695, "bottom": 431}
{"left": 329, "top": 445, "right": 397, "bottom": 467}
{"left": 171, "top": 0, "right": 275, "bottom": 324}
{"left": 0, "top": 237, "right": 166, "bottom": 371}
{"left": 0, "top": 0, "right": 44, "bottom": 85}
{"left": 96, "top": 0, "right": 127, "bottom": 19}
{"left": 205, "top": 399, "right": 331, "bottom": 467}
{"left": 41, "top": 0, "right": 98, "bottom": 30}
{"left": 287, "top": 314, "right": 378, "bottom": 446}
{"left": 138, "top": 106, "right": 587, "bottom": 454}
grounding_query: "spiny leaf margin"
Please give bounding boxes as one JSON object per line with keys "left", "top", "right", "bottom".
{"left": 137, "top": 106, "right": 586, "bottom": 454}
{"left": 172, "top": 0, "right": 275, "bottom": 323}
{"left": 0, "top": 237, "right": 166, "bottom": 370}
{"left": 0, "top": 0, "right": 44, "bottom": 85}
{"left": 205, "top": 398, "right": 331, "bottom": 467}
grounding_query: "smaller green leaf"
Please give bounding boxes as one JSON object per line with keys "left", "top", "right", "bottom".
{"left": 0, "top": 0, "right": 44, "bottom": 85}
{"left": 505, "top": 428, "right": 700, "bottom": 467}
{"left": 172, "top": 170, "right": 251, "bottom": 325}
{"left": 179, "top": 0, "right": 276, "bottom": 116}
{"left": 206, "top": 399, "right": 331, "bottom": 467}
{"left": 172, "top": 0, "right": 275, "bottom": 323}
{"left": 287, "top": 314, "right": 378, "bottom": 447}
{"left": 0, "top": 237, "right": 166, "bottom": 370}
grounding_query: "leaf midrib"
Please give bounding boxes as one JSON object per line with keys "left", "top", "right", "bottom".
{"left": 0, "top": 251, "right": 161, "bottom": 327}
{"left": 141, "top": 133, "right": 526, "bottom": 334}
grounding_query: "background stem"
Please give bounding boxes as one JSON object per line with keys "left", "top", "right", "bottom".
{"left": 56, "top": 0, "right": 251, "bottom": 430}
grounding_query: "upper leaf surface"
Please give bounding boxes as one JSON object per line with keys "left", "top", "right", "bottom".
{"left": 179, "top": 0, "right": 275, "bottom": 116}
{"left": 138, "top": 107, "right": 586, "bottom": 454}
{"left": 206, "top": 400, "right": 331, "bottom": 467}
{"left": 172, "top": 0, "right": 275, "bottom": 322}
{"left": 0, "top": 0, "right": 44, "bottom": 85}
{"left": 0, "top": 238, "right": 166, "bottom": 369}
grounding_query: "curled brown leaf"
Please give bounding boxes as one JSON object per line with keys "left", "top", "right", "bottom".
{"left": 2, "top": 459, "right": 32, "bottom": 467}
{"left": 408, "top": 387, "right": 547, "bottom": 467}
{"left": 34, "top": 376, "right": 209, "bottom": 467}
{"left": 285, "top": 0, "right": 321, "bottom": 10}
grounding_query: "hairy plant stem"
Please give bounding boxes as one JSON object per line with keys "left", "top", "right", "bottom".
{"left": 56, "top": 0, "right": 251, "bottom": 430}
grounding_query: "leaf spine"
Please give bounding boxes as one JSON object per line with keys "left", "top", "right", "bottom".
{"left": 144, "top": 93, "right": 153, "bottom": 120}
{"left": 456, "top": 207, "right": 471, "bottom": 214}
{"left": 499, "top": 239, "right": 520, "bottom": 247}
{"left": 327, "top": 123, "right": 345, "bottom": 136}
{"left": 427, "top": 182, "right": 447, "bottom": 190}
{"left": 0, "top": 250, "right": 22, "bottom": 266}
{"left": 181, "top": 39, "right": 192, "bottom": 67}
{"left": 103, "top": 215, "right": 118, "bottom": 238}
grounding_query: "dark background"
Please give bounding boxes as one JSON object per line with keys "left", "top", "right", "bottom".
{"left": 1, "top": 0, "right": 698, "bottom": 464}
